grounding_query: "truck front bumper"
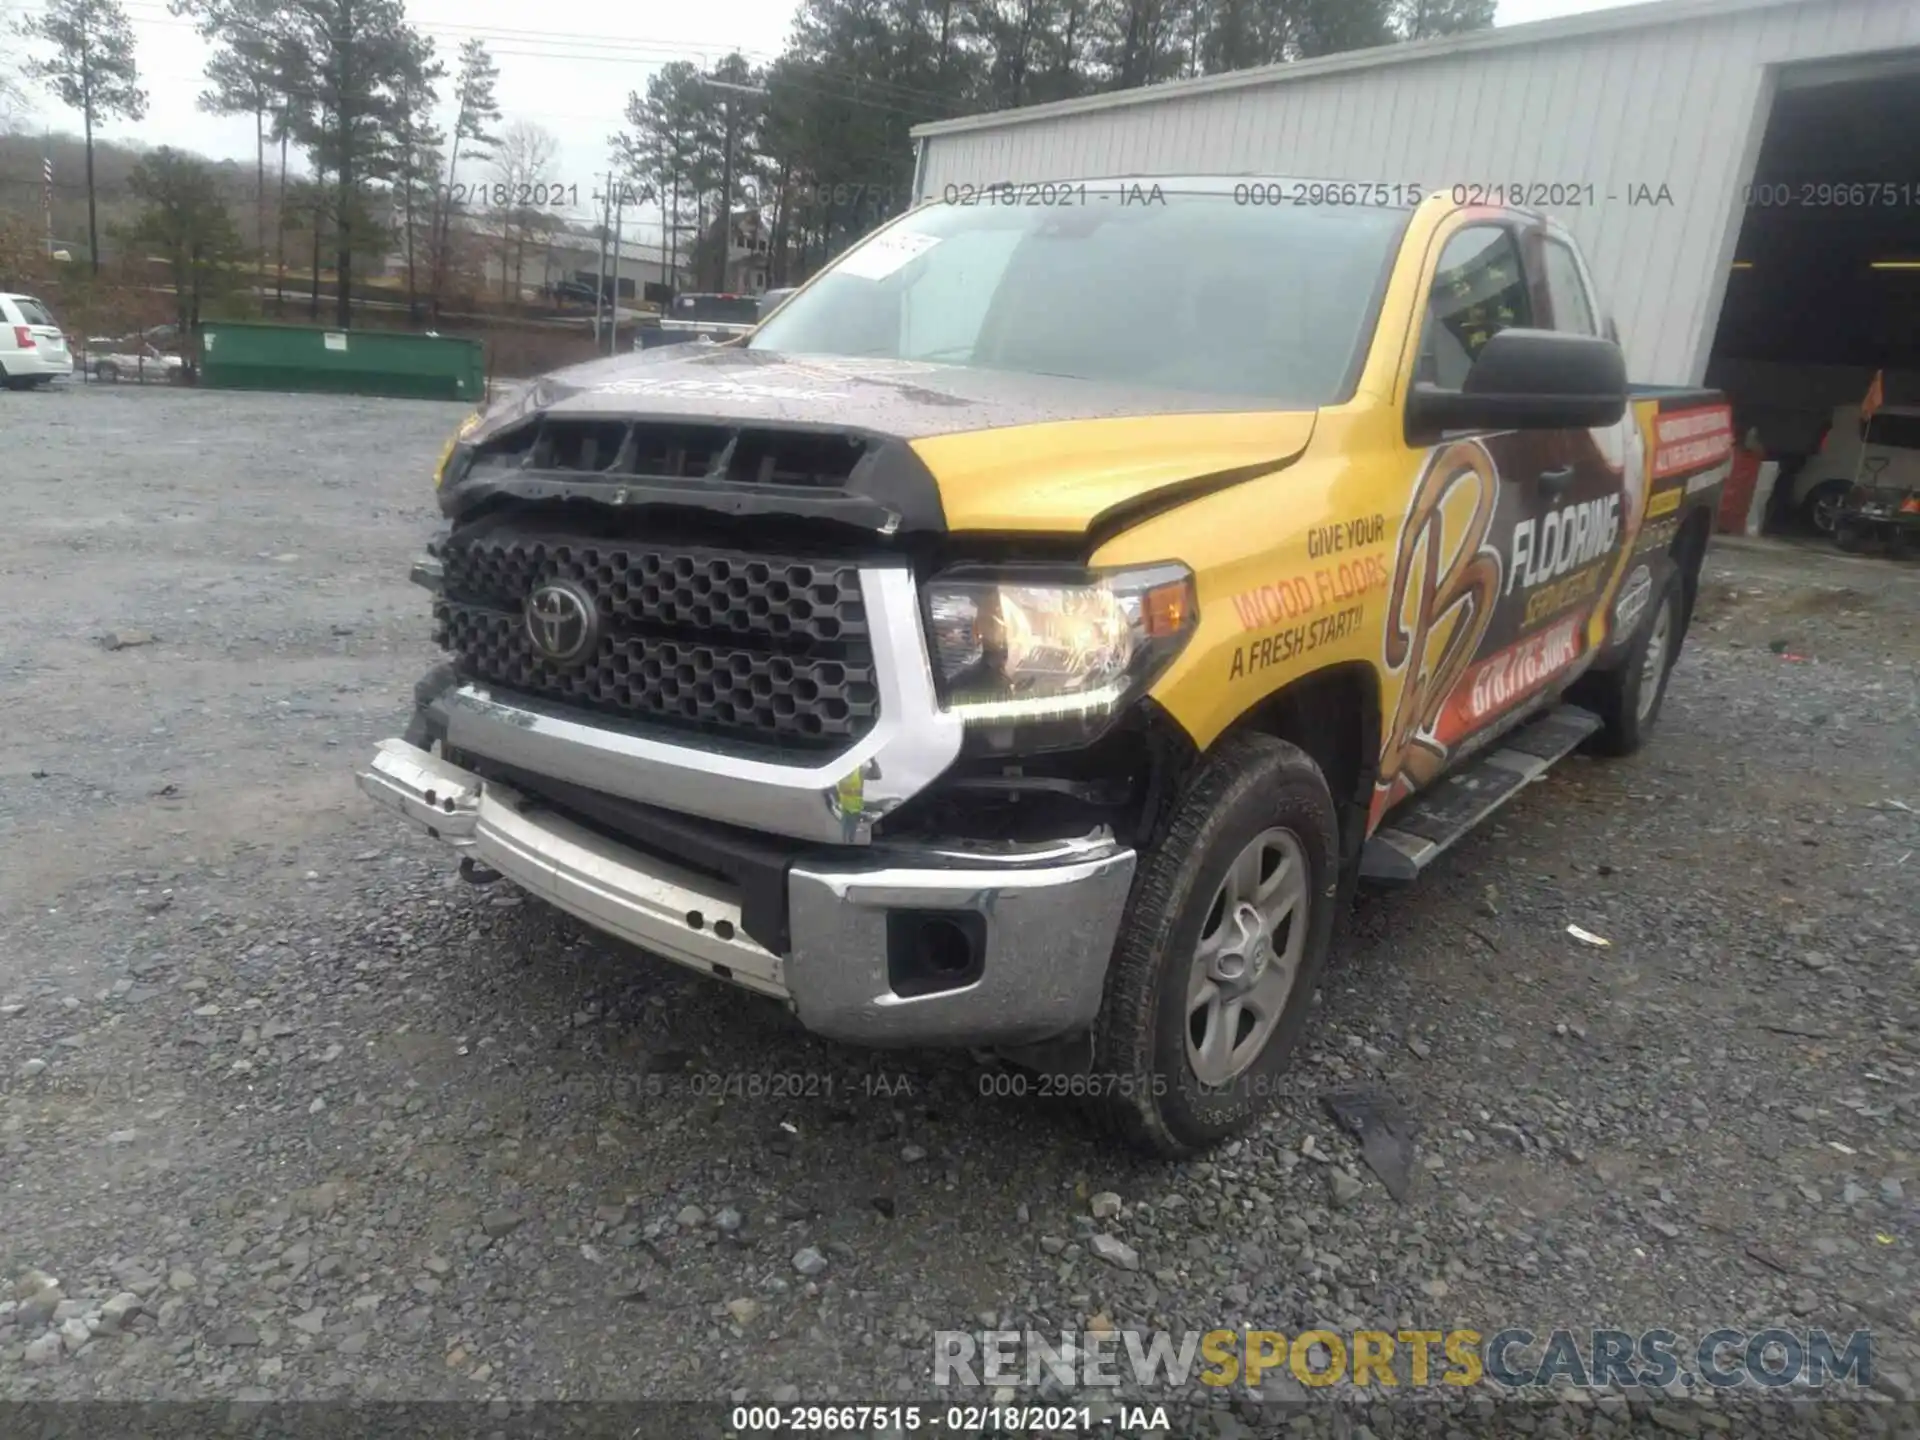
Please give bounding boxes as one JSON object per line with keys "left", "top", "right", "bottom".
{"left": 356, "top": 738, "right": 1137, "bottom": 1048}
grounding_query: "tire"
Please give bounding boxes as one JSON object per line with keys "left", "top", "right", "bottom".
{"left": 1583, "top": 567, "right": 1682, "bottom": 757}
{"left": 1089, "top": 731, "right": 1340, "bottom": 1158}
{"left": 1834, "top": 519, "right": 1867, "bottom": 554}
{"left": 1800, "top": 480, "right": 1849, "bottom": 536}
{"left": 97, "top": 362, "right": 120, "bottom": 383}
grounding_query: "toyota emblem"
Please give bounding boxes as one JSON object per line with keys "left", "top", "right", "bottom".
{"left": 525, "top": 580, "right": 598, "bottom": 664}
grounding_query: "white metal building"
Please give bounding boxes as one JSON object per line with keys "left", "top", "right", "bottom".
{"left": 908, "top": 0, "right": 1920, "bottom": 438}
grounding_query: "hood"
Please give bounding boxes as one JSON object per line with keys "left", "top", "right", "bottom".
{"left": 457, "top": 345, "right": 1318, "bottom": 537}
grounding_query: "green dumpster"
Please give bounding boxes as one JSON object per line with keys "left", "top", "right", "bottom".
{"left": 198, "top": 321, "right": 485, "bottom": 402}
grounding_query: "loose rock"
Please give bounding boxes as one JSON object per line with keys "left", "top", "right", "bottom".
{"left": 792, "top": 1247, "right": 829, "bottom": 1278}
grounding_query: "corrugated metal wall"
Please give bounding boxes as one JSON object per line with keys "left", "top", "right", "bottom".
{"left": 915, "top": 0, "right": 1920, "bottom": 384}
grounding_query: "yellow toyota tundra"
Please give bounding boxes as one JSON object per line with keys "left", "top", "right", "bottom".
{"left": 359, "top": 178, "right": 1732, "bottom": 1156}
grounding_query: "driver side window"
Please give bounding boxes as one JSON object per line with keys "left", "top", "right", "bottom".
{"left": 1417, "top": 226, "right": 1533, "bottom": 389}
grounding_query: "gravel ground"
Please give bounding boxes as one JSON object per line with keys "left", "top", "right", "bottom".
{"left": 2, "top": 384, "right": 1918, "bottom": 1434}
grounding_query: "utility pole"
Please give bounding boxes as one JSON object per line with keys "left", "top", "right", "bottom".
{"left": 608, "top": 179, "right": 626, "bottom": 356}
{"left": 718, "top": 100, "right": 735, "bottom": 294}
{"left": 666, "top": 144, "right": 682, "bottom": 303}
{"left": 592, "top": 174, "right": 612, "bottom": 343}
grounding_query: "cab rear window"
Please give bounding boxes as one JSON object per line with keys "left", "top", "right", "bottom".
{"left": 1865, "top": 413, "right": 1920, "bottom": 451}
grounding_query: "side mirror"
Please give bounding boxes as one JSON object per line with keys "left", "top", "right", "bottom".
{"left": 1407, "top": 328, "right": 1628, "bottom": 438}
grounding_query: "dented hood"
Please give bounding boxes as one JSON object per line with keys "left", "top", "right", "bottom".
{"left": 460, "top": 345, "right": 1318, "bottom": 536}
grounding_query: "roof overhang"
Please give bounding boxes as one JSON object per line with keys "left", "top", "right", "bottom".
{"left": 909, "top": 0, "right": 1821, "bottom": 140}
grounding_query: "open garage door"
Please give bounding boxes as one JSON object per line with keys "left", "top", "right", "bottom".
{"left": 1703, "top": 57, "right": 1920, "bottom": 537}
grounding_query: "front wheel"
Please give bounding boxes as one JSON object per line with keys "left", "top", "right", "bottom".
{"left": 1090, "top": 732, "right": 1339, "bottom": 1158}
{"left": 1802, "top": 480, "right": 1849, "bottom": 536}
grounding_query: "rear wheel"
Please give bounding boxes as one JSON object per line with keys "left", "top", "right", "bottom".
{"left": 1090, "top": 732, "right": 1339, "bottom": 1157}
{"left": 97, "top": 361, "right": 120, "bottom": 383}
{"left": 1801, "top": 480, "right": 1849, "bottom": 536}
{"left": 1834, "top": 518, "right": 1867, "bottom": 554}
{"left": 1583, "top": 568, "right": 1681, "bottom": 757}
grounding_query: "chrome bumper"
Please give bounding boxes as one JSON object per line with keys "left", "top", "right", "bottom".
{"left": 356, "top": 739, "right": 1137, "bottom": 1047}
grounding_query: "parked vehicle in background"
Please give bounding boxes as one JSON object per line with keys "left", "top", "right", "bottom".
{"left": 1830, "top": 410, "right": 1920, "bottom": 556}
{"left": 0, "top": 293, "right": 74, "bottom": 389}
{"left": 363, "top": 179, "right": 1730, "bottom": 1155}
{"left": 758, "top": 287, "right": 798, "bottom": 321}
{"left": 1789, "top": 403, "right": 1920, "bottom": 535}
{"left": 1833, "top": 481, "right": 1920, "bottom": 557}
{"left": 634, "top": 293, "right": 761, "bottom": 350}
{"left": 81, "top": 339, "right": 185, "bottom": 383}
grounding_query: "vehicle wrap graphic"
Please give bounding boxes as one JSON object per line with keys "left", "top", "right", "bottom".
{"left": 1651, "top": 405, "right": 1734, "bottom": 481}
{"left": 1438, "top": 614, "right": 1583, "bottom": 740}
{"left": 1372, "top": 412, "right": 1650, "bottom": 821}
{"left": 1612, "top": 563, "right": 1654, "bottom": 636}
{"left": 1376, "top": 438, "right": 1505, "bottom": 813}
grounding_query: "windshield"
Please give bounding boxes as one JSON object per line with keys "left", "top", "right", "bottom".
{"left": 750, "top": 188, "right": 1408, "bottom": 405}
{"left": 672, "top": 295, "right": 760, "bottom": 326}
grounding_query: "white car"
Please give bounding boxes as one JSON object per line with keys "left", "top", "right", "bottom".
{"left": 83, "top": 340, "right": 183, "bottom": 383}
{"left": 1788, "top": 402, "right": 1920, "bottom": 534}
{"left": 0, "top": 292, "right": 74, "bottom": 389}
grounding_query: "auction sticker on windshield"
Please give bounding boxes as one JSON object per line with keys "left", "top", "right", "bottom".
{"left": 833, "top": 230, "right": 941, "bottom": 281}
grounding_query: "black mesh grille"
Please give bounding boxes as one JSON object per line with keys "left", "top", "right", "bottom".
{"left": 435, "top": 529, "right": 878, "bottom": 750}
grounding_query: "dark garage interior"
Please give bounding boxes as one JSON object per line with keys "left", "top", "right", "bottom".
{"left": 1704, "top": 61, "right": 1920, "bottom": 530}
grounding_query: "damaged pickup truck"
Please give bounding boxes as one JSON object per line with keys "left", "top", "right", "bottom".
{"left": 359, "top": 178, "right": 1732, "bottom": 1155}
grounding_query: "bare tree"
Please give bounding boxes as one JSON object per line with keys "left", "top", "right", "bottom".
{"left": 169, "top": 0, "right": 290, "bottom": 271}
{"left": 0, "top": 58, "right": 33, "bottom": 134}
{"left": 430, "top": 39, "right": 501, "bottom": 320}
{"left": 488, "top": 120, "right": 558, "bottom": 309}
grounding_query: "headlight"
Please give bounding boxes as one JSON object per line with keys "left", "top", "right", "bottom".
{"left": 922, "top": 562, "right": 1197, "bottom": 753}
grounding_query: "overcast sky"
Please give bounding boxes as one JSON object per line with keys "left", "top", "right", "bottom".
{"left": 9, "top": 0, "right": 1647, "bottom": 245}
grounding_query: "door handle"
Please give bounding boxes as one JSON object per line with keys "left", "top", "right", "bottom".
{"left": 1538, "top": 465, "right": 1576, "bottom": 497}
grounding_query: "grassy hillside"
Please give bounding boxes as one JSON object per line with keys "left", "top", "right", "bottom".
{"left": 0, "top": 131, "right": 284, "bottom": 263}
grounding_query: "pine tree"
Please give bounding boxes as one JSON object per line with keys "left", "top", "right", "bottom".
{"left": 16, "top": 0, "right": 148, "bottom": 273}
{"left": 431, "top": 39, "right": 501, "bottom": 320}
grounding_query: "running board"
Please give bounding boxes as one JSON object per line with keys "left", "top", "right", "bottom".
{"left": 1359, "top": 704, "right": 1602, "bottom": 885}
